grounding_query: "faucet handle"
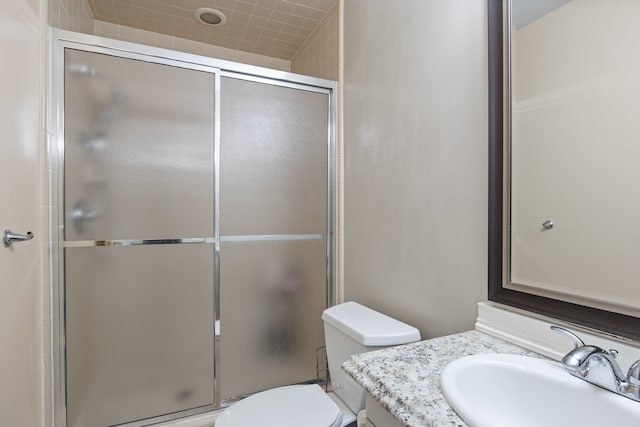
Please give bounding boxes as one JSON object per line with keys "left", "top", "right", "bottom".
{"left": 627, "top": 360, "right": 640, "bottom": 384}
{"left": 624, "top": 360, "right": 640, "bottom": 401}
{"left": 550, "top": 325, "right": 585, "bottom": 349}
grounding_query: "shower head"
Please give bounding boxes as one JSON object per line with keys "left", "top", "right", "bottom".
{"left": 67, "top": 63, "right": 99, "bottom": 77}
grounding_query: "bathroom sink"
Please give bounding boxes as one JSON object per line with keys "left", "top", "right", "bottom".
{"left": 440, "top": 354, "right": 640, "bottom": 427}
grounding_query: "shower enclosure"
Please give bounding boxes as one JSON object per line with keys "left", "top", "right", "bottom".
{"left": 52, "top": 31, "right": 335, "bottom": 427}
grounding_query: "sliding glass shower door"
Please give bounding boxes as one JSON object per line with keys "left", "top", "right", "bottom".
{"left": 63, "top": 49, "right": 216, "bottom": 427}
{"left": 60, "top": 44, "right": 333, "bottom": 427}
{"left": 218, "top": 76, "right": 330, "bottom": 399}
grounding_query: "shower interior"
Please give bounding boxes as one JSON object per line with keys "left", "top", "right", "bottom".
{"left": 54, "top": 33, "right": 335, "bottom": 427}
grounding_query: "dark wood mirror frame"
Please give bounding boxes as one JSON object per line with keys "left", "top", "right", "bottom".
{"left": 487, "top": 0, "right": 640, "bottom": 342}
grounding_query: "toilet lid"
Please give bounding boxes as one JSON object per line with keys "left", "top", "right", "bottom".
{"left": 216, "top": 384, "right": 343, "bottom": 427}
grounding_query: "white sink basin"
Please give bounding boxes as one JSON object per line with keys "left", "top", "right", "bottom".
{"left": 440, "top": 354, "right": 640, "bottom": 427}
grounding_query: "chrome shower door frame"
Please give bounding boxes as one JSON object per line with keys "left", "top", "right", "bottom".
{"left": 48, "top": 29, "right": 336, "bottom": 427}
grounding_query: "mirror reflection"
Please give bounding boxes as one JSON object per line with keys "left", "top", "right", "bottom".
{"left": 507, "top": 0, "right": 640, "bottom": 316}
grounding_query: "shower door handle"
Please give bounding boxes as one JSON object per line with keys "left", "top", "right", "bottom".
{"left": 2, "top": 229, "right": 34, "bottom": 247}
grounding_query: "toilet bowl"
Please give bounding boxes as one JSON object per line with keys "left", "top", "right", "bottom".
{"left": 216, "top": 302, "right": 421, "bottom": 427}
{"left": 215, "top": 384, "right": 343, "bottom": 427}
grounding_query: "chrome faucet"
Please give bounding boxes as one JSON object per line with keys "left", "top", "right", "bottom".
{"left": 551, "top": 326, "right": 640, "bottom": 401}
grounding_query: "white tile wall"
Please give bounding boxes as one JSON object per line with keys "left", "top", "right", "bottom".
{"left": 49, "top": 0, "right": 95, "bottom": 34}
{"left": 94, "top": 20, "right": 291, "bottom": 71}
{"left": 49, "top": 0, "right": 291, "bottom": 71}
{"left": 291, "top": 0, "right": 338, "bottom": 80}
{"left": 87, "top": 0, "right": 337, "bottom": 61}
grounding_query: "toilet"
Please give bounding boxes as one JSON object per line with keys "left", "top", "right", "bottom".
{"left": 216, "top": 301, "right": 421, "bottom": 427}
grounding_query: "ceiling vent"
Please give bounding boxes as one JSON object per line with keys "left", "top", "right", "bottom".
{"left": 194, "top": 8, "right": 228, "bottom": 27}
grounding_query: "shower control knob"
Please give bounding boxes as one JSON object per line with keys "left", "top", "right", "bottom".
{"left": 71, "top": 200, "right": 97, "bottom": 234}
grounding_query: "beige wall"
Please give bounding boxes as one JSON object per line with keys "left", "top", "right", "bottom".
{"left": 291, "top": 0, "right": 338, "bottom": 80}
{"left": 49, "top": 0, "right": 94, "bottom": 34}
{"left": 510, "top": 0, "right": 640, "bottom": 314}
{"left": 1, "top": 0, "right": 45, "bottom": 426}
{"left": 94, "top": 20, "right": 291, "bottom": 72}
{"left": 342, "top": 0, "right": 488, "bottom": 338}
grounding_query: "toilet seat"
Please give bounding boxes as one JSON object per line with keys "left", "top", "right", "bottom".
{"left": 216, "top": 384, "right": 343, "bottom": 427}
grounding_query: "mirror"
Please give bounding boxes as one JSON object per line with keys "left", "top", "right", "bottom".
{"left": 488, "top": 0, "right": 640, "bottom": 340}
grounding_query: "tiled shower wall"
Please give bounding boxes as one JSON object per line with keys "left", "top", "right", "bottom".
{"left": 93, "top": 20, "right": 291, "bottom": 72}
{"left": 291, "top": 1, "right": 339, "bottom": 81}
{"left": 49, "top": 0, "right": 290, "bottom": 71}
{"left": 48, "top": 0, "right": 339, "bottom": 79}
{"left": 49, "top": 0, "right": 94, "bottom": 34}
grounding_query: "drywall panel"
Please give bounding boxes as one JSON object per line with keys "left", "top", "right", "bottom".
{"left": 342, "top": 0, "right": 488, "bottom": 338}
{"left": 0, "top": 0, "right": 44, "bottom": 425}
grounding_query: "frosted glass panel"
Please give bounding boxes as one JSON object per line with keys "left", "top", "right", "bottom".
{"left": 64, "top": 49, "right": 214, "bottom": 241}
{"left": 65, "top": 244, "right": 214, "bottom": 427}
{"left": 219, "top": 240, "right": 327, "bottom": 399}
{"left": 220, "top": 77, "right": 328, "bottom": 235}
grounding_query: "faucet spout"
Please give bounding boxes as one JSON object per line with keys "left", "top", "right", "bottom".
{"left": 591, "top": 350, "right": 627, "bottom": 382}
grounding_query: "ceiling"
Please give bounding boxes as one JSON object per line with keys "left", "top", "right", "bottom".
{"left": 87, "top": 0, "right": 337, "bottom": 60}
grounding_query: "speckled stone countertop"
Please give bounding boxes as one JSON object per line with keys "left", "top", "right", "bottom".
{"left": 342, "top": 330, "right": 545, "bottom": 427}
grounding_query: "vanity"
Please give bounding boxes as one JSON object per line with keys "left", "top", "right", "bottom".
{"left": 343, "top": 329, "right": 540, "bottom": 426}
{"left": 343, "top": 302, "right": 640, "bottom": 427}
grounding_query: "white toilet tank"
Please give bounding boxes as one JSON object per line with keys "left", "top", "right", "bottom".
{"left": 321, "top": 302, "right": 421, "bottom": 414}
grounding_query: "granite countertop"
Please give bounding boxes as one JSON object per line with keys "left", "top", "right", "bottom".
{"left": 342, "top": 330, "right": 545, "bottom": 427}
